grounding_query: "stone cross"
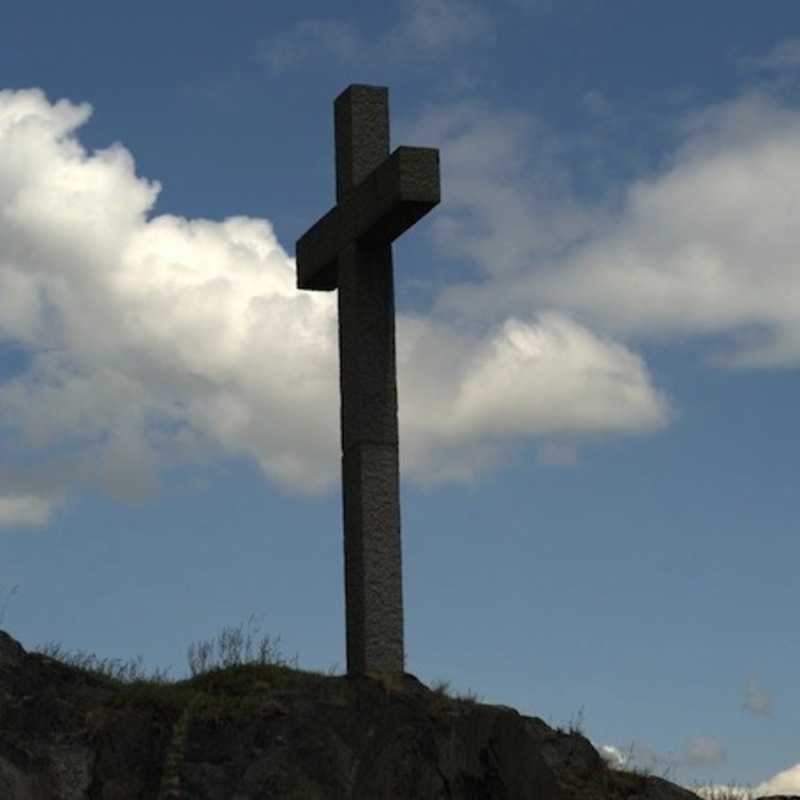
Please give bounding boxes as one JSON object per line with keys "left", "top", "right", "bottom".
{"left": 295, "top": 85, "right": 440, "bottom": 675}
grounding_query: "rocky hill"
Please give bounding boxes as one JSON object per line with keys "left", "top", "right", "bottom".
{"left": 0, "top": 629, "right": 712, "bottom": 799}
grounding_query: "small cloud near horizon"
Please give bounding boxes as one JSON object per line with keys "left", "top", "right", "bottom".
{"left": 741, "top": 674, "right": 773, "bottom": 717}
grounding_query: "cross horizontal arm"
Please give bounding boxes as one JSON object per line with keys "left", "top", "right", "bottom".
{"left": 296, "top": 146, "right": 440, "bottom": 291}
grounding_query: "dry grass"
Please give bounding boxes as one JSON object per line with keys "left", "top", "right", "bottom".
{"left": 22, "top": 612, "right": 340, "bottom": 720}
{"left": 428, "top": 676, "right": 482, "bottom": 705}
{"left": 0, "top": 587, "right": 764, "bottom": 800}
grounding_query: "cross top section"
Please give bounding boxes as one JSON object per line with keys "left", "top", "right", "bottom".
{"left": 296, "top": 85, "right": 440, "bottom": 292}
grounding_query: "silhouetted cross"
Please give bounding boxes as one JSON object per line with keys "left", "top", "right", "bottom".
{"left": 296, "top": 84, "right": 440, "bottom": 674}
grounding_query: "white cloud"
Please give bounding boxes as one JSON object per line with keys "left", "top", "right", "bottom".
{"left": 0, "top": 88, "right": 671, "bottom": 526}
{"left": 596, "top": 743, "right": 628, "bottom": 770}
{"left": 741, "top": 673, "right": 773, "bottom": 716}
{"left": 0, "top": 493, "right": 60, "bottom": 527}
{"left": 397, "top": 312, "right": 671, "bottom": 488}
{"left": 444, "top": 314, "right": 667, "bottom": 439}
{"left": 751, "top": 762, "right": 800, "bottom": 796}
{"left": 536, "top": 442, "right": 578, "bottom": 466}
{"left": 428, "top": 91, "right": 800, "bottom": 369}
{"left": 402, "top": 98, "right": 608, "bottom": 276}
{"left": 694, "top": 762, "right": 800, "bottom": 799}
{"left": 582, "top": 89, "right": 611, "bottom": 116}
{"left": 693, "top": 785, "right": 752, "bottom": 800}
{"left": 595, "top": 733, "right": 792, "bottom": 800}
{"left": 385, "top": 0, "right": 492, "bottom": 58}
{"left": 594, "top": 737, "right": 678, "bottom": 781}
{"left": 257, "top": 0, "right": 492, "bottom": 74}
{"left": 257, "top": 19, "right": 359, "bottom": 74}
{"left": 600, "top": 730, "right": 800, "bottom": 799}
{"left": 0, "top": 87, "right": 340, "bottom": 516}
{"left": 684, "top": 736, "right": 725, "bottom": 766}
{"left": 746, "top": 37, "right": 800, "bottom": 73}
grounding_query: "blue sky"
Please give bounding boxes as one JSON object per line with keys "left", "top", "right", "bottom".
{"left": 1, "top": 2, "right": 798, "bottom": 796}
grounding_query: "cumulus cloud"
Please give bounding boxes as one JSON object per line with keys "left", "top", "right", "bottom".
{"left": 751, "top": 763, "right": 800, "bottom": 796}
{"left": 695, "top": 762, "right": 800, "bottom": 799}
{"left": 257, "top": 0, "right": 492, "bottom": 74}
{"left": 0, "top": 87, "right": 671, "bottom": 527}
{"left": 596, "top": 743, "right": 628, "bottom": 770}
{"left": 594, "top": 737, "right": 677, "bottom": 779}
{"left": 400, "top": 98, "right": 608, "bottom": 277}
{"left": 0, "top": 87, "right": 340, "bottom": 519}
{"left": 397, "top": 312, "right": 670, "bottom": 487}
{"left": 427, "top": 90, "right": 800, "bottom": 369}
{"left": 0, "top": 493, "right": 60, "bottom": 526}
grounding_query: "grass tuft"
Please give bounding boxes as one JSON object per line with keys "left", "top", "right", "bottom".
{"left": 185, "top": 612, "right": 298, "bottom": 677}
{"left": 9, "top": 612, "right": 763, "bottom": 800}
{"left": 428, "top": 677, "right": 482, "bottom": 704}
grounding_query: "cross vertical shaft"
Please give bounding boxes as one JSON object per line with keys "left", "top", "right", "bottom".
{"left": 295, "top": 84, "right": 440, "bottom": 676}
{"left": 335, "top": 86, "right": 403, "bottom": 675}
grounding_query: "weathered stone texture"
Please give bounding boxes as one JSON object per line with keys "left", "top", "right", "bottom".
{"left": 295, "top": 84, "right": 440, "bottom": 675}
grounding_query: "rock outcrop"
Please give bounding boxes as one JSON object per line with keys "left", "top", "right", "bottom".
{"left": 0, "top": 629, "right": 706, "bottom": 799}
